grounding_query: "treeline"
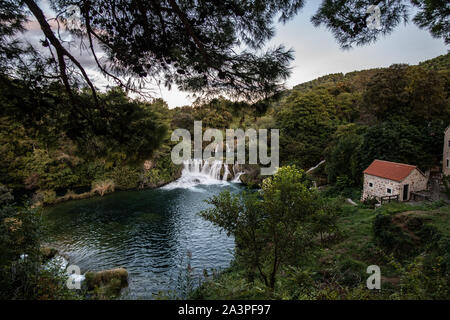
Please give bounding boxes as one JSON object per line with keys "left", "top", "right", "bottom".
{"left": 171, "top": 53, "right": 450, "bottom": 190}
{"left": 277, "top": 55, "right": 449, "bottom": 178}
{"left": 1, "top": 53, "right": 449, "bottom": 203}
{"left": 0, "top": 77, "right": 183, "bottom": 204}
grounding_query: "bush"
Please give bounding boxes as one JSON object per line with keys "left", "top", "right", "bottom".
{"left": 109, "top": 166, "right": 140, "bottom": 189}
{"left": 373, "top": 213, "right": 416, "bottom": 259}
{"left": 34, "top": 189, "right": 57, "bottom": 205}
{"left": 361, "top": 196, "right": 379, "bottom": 209}
{"left": 91, "top": 179, "right": 115, "bottom": 196}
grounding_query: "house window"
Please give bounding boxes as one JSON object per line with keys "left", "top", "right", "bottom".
{"left": 448, "top": 140, "right": 450, "bottom": 147}
{"left": 369, "top": 182, "right": 373, "bottom": 187}
{"left": 387, "top": 188, "right": 392, "bottom": 194}
{"left": 447, "top": 159, "right": 449, "bottom": 168}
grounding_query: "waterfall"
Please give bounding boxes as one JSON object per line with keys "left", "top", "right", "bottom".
{"left": 232, "top": 172, "right": 244, "bottom": 183}
{"left": 163, "top": 159, "right": 244, "bottom": 190}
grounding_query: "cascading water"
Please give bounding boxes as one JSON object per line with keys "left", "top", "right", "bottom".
{"left": 163, "top": 158, "right": 244, "bottom": 190}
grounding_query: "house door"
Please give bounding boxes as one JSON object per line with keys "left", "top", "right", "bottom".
{"left": 403, "top": 184, "right": 409, "bottom": 201}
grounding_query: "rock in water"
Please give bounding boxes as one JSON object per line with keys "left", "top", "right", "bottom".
{"left": 85, "top": 268, "right": 128, "bottom": 299}
{"left": 40, "top": 246, "right": 58, "bottom": 262}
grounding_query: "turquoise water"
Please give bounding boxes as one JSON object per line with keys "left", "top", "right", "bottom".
{"left": 42, "top": 182, "right": 242, "bottom": 299}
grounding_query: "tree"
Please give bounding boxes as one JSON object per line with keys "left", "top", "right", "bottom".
{"left": 362, "top": 64, "right": 449, "bottom": 124}
{"left": 355, "top": 121, "right": 438, "bottom": 173}
{"left": 3, "top": 1, "right": 448, "bottom": 106}
{"left": 0, "top": 75, "right": 168, "bottom": 164}
{"left": 312, "top": 0, "right": 449, "bottom": 49}
{"left": 275, "top": 89, "right": 339, "bottom": 169}
{"left": 201, "top": 166, "right": 340, "bottom": 289}
{"left": 5, "top": 0, "right": 304, "bottom": 103}
{"left": 324, "top": 124, "right": 365, "bottom": 185}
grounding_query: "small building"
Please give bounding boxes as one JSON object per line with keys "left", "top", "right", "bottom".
{"left": 443, "top": 125, "right": 450, "bottom": 176}
{"left": 362, "top": 160, "right": 428, "bottom": 202}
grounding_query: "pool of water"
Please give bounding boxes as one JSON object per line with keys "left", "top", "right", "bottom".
{"left": 42, "top": 182, "right": 242, "bottom": 299}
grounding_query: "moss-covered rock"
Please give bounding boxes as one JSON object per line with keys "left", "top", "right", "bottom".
{"left": 85, "top": 268, "right": 129, "bottom": 299}
{"left": 239, "top": 164, "right": 264, "bottom": 188}
{"left": 141, "top": 154, "right": 182, "bottom": 188}
{"left": 40, "top": 247, "right": 58, "bottom": 262}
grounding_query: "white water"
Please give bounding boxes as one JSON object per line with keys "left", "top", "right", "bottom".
{"left": 163, "top": 159, "right": 244, "bottom": 190}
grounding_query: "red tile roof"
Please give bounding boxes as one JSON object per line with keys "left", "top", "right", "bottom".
{"left": 363, "top": 160, "right": 422, "bottom": 182}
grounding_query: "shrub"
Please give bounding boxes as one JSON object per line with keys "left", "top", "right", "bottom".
{"left": 0, "top": 187, "right": 76, "bottom": 299}
{"left": 91, "top": 179, "right": 115, "bottom": 196}
{"left": 361, "top": 196, "right": 379, "bottom": 209}
{"left": 109, "top": 166, "right": 140, "bottom": 189}
{"left": 373, "top": 213, "right": 416, "bottom": 259}
{"left": 40, "top": 190, "right": 57, "bottom": 205}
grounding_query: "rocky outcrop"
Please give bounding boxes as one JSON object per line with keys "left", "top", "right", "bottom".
{"left": 40, "top": 246, "right": 58, "bottom": 262}
{"left": 85, "top": 268, "right": 129, "bottom": 299}
{"left": 239, "top": 164, "right": 264, "bottom": 188}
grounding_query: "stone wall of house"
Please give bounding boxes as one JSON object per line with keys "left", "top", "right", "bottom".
{"left": 362, "top": 170, "right": 428, "bottom": 201}
{"left": 362, "top": 174, "right": 401, "bottom": 201}
{"left": 443, "top": 126, "right": 450, "bottom": 176}
{"left": 401, "top": 169, "right": 428, "bottom": 200}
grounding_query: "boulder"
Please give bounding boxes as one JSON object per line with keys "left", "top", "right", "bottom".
{"left": 40, "top": 247, "right": 58, "bottom": 262}
{"left": 85, "top": 268, "right": 128, "bottom": 299}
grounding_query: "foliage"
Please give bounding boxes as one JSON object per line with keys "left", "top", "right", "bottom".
{"left": 373, "top": 213, "right": 416, "bottom": 259}
{"left": 107, "top": 166, "right": 140, "bottom": 190}
{"left": 141, "top": 153, "right": 182, "bottom": 188}
{"left": 275, "top": 89, "right": 340, "bottom": 168}
{"left": 201, "top": 166, "right": 340, "bottom": 289}
{"left": 355, "top": 120, "right": 443, "bottom": 174}
{"left": 91, "top": 179, "right": 115, "bottom": 197}
{"left": 324, "top": 124, "right": 364, "bottom": 184}
{"left": 0, "top": 76, "right": 168, "bottom": 165}
{"left": 0, "top": 185, "right": 76, "bottom": 299}
{"left": 84, "top": 268, "right": 128, "bottom": 300}
{"left": 0, "top": 76, "right": 173, "bottom": 203}
{"left": 197, "top": 201, "right": 450, "bottom": 300}
{"left": 362, "top": 64, "right": 449, "bottom": 124}
{"left": 311, "top": 0, "right": 449, "bottom": 49}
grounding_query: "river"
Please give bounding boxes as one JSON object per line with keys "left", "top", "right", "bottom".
{"left": 42, "top": 161, "right": 243, "bottom": 299}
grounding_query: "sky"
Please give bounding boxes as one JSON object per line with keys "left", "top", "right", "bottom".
{"left": 26, "top": 1, "right": 448, "bottom": 108}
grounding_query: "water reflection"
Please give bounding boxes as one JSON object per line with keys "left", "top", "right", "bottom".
{"left": 43, "top": 183, "right": 242, "bottom": 299}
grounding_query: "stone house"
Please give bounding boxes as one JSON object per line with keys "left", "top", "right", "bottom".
{"left": 361, "top": 160, "right": 428, "bottom": 202}
{"left": 443, "top": 125, "right": 450, "bottom": 176}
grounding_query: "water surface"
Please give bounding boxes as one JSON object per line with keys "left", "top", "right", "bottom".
{"left": 43, "top": 181, "right": 242, "bottom": 299}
